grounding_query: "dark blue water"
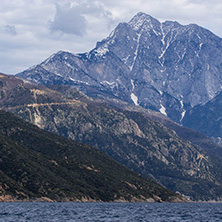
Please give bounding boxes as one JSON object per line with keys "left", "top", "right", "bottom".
{"left": 0, "top": 202, "right": 222, "bottom": 221}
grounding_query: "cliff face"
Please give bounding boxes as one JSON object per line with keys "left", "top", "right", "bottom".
{"left": 17, "top": 12, "right": 222, "bottom": 124}
{"left": 1, "top": 73, "right": 222, "bottom": 201}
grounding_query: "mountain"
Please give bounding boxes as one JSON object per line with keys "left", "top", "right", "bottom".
{"left": 1, "top": 73, "right": 222, "bottom": 201}
{"left": 98, "top": 93, "right": 222, "bottom": 158}
{"left": 0, "top": 109, "right": 185, "bottom": 202}
{"left": 17, "top": 12, "right": 222, "bottom": 124}
{"left": 183, "top": 91, "right": 222, "bottom": 145}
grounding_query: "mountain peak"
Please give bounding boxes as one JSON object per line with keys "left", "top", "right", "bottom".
{"left": 131, "top": 12, "right": 155, "bottom": 21}
{"left": 17, "top": 12, "right": 222, "bottom": 126}
{"left": 128, "top": 12, "right": 160, "bottom": 32}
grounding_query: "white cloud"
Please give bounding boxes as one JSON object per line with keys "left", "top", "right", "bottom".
{"left": 0, "top": 0, "right": 222, "bottom": 74}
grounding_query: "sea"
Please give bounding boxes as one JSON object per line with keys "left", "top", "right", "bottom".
{"left": 0, "top": 202, "right": 222, "bottom": 222}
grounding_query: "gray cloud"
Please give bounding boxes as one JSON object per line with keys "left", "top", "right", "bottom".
{"left": 49, "top": 3, "right": 87, "bottom": 36}
{"left": 49, "top": 2, "right": 113, "bottom": 36}
{"left": 4, "top": 24, "right": 17, "bottom": 35}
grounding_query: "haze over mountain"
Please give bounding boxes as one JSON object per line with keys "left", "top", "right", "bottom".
{"left": 17, "top": 12, "right": 222, "bottom": 125}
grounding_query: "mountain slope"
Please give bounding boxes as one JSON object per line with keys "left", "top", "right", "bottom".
{"left": 131, "top": 107, "right": 222, "bottom": 159}
{"left": 183, "top": 91, "right": 222, "bottom": 145}
{"left": 0, "top": 110, "right": 185, "bottom": 202}
{"left": 1, "top": 74, "right": 222, "bottom": 200}
{"left": 17, "top": 12, "right": 222, "bottom": 123}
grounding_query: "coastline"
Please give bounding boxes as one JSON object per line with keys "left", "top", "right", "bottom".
{"left": 0, "top": 195, "right": 191, "bottom": 203}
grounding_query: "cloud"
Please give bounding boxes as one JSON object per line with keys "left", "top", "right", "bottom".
{"left": 0, "top": 0, "right": 222, "bottom": 74}
{"left": 49, "top": 1, "right": 114, "bottom": 36}
{"left": 49, "top": 3, "right": 87, "bottom": 36}
{"left": 4, "top": 25, "right": 17, "bottom": 35}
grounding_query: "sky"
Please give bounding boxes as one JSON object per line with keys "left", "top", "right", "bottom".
{"left": 1, "top": 0, "right": 222, "bottom": 74}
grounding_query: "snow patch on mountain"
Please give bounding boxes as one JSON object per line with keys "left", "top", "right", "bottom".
{"left": 157, "top": 89, "right": 163, "bottom": 96}
{"left": 180, "top": 100, "right": 186, "bottom": 122}
{"left": 131, "top": 93, "right": 139, "bottom": 106}
{"left": 53, "top": 72, "right": 63, "bottom": 77}
{"left": 159, "top": 41, "right": 170, "bottom": 59}
{"left": 129, "top": 16, "right": 145, "bottom": 31}
{"left": 160, "top": 23, "right": 166, "bottom": 45}
{"left": 101, "top": 81, "right": 117, "bottom": 89}
{"left": 159, "top": 104, "right": 167, "bottom": 116}
{"left": 129, "top": 33, "right": 142, "bottom": 71}
{"left": 94, "top": 45, "right": 109, "bottom": 57}
{"left": 181, "top": 110, "right": 186, "bottom": 122}
{"left": 123, "top": 55, "right": 130, "bottom": 64}
{"left": 65, "top": 61, "right": 74, "bottom": 69}
{"left": 131, "top": 79, "right": 135, "bottom": 91}
{"left": 69, "top": 77, "right": 89, "bottom": 85}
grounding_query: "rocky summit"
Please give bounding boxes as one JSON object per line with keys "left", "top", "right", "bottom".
{"left": 17, "top": 12, "right": 222, "bottom": 124}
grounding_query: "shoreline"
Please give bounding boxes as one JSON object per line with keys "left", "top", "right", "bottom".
{"left": 0, "top": 196, "right": 187, "bottom": 203}
{"left": 3, "top": 198, "right": 222, "bottom": 204}
{"left": 1, "top": 194, "right": 222, "bottom": 203}
{"left": 1, "top": 201, "right": 222, "bottom": 204}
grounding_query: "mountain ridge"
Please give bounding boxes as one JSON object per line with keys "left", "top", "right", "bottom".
{"left": 17, "top": 12, "right": 222, "bottom": 124}
{"left": 1, "top": 73, "right": 222, "bottom": 201}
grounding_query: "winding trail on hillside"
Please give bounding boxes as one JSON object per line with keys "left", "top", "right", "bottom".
{"left": 2, "top": 100, "right": 83, "bottom": 111}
